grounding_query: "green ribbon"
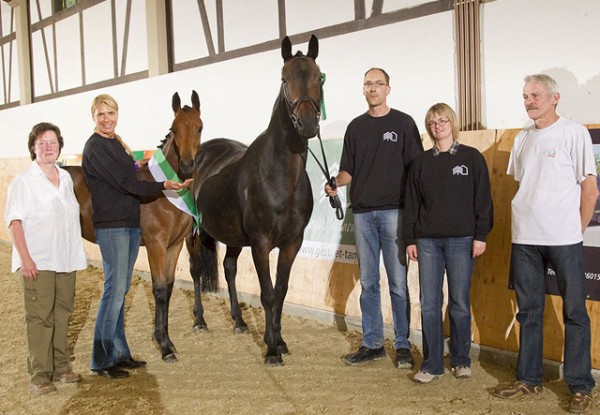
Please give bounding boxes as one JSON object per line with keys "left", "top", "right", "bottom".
{"left": 320, "top": 73, "right": 327, "bottom": 121}
{"left": 152, "top": 148, "right": 201, "bottom": 230}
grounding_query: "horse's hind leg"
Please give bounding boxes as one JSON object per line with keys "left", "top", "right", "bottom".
{"left": 186, "top": 233, "right": 208, "bottom": 332}
{"left": 223, "top": 246, "right": 248, "bottom": 334}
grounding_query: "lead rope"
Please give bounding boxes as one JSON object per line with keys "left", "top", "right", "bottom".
{"left": 311, "top": 72, "right": 343, "bottom": 220}
{"left": 307, "top": 128, "right": 344, "bottom": 220}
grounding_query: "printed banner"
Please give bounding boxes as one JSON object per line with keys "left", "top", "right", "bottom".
{"left": 555, "top": 127, "right": 600, "bottom": 300}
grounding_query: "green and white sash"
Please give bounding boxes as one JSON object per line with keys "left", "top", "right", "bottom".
{"left": 147, "top": 148, "right": 201, "bottom": 229}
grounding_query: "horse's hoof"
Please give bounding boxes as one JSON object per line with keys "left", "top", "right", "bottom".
{"left": 234, "top": 325, "right": 250, "bottom": 335}
{"left": 162, "top": 353, "right": 178, "bottom": 363}
{"left": 264, "top": 355, "right": 284, "bottom": 366}
{"left": 193, "top": 324, "right": 208, "bottom": 333}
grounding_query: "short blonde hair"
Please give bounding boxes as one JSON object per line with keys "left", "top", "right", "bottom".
{"left": 91, "top": 93, "right": 119, "bottom": 114}
{"left": 424, "top": 103, "right": 460, "bottom": 143}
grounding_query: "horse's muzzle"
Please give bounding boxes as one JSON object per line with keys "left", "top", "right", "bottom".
{"left": 179, "top": 159, "right": 195, "bottom": 177}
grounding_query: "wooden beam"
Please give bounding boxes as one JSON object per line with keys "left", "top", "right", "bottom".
{"left": 6, "top": 0, "right": 31, "bottom": 105}
{"left": 146, "top": 0, "right": 169, "bottom": 76}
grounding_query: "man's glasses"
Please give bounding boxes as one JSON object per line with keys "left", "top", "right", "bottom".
{"left": 363, "top": 81, "right": 388, "bottom": 89}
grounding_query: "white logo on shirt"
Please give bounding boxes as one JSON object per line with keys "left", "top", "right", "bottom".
{"left": 383, "top": 131, "right": 398, "bottom": 142}
{"left": 543, "top": 148, "right": 556, "bottom": 158}
{"left": 452, "top": 165, "right": 469, "bottom": 176}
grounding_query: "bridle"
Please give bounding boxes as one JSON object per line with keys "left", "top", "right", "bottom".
{"left": 281, "top": 78, "right": 322, "bottom": 131}
{"left": 281, "top": 69, "right": 344, "bottom": 220}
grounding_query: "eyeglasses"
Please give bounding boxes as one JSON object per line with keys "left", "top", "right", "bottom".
{"left": 427, "top": 118, "right": 450, "bottom": 128}
{"left": 36, "top": 141, "right": 59, "bottom": 148}
{"left": 363, "top": 81, "right": 388, "bottom": 89}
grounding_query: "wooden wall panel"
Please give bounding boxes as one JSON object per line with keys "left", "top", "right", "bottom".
{"left": 467, "top": 129, "right": 520, "bottom": 351}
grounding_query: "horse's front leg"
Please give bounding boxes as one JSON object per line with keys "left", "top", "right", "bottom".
{"left": 223, "top": 246, "right": 249, "bottom": 334}
{"left": 147, "top": 241, "right": 182, "bottom": 362}
{"left": 250, "top": 244, "right": 281, "bottom": 366}
{"left": 272, "top": 239, "right": 303, "bottom": 356}
{"left": 152, "top": 281, "right": 176, "bottom": 361}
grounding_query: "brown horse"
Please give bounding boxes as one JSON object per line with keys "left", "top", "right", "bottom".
{"left": 186, "top": 35, "right": 322, "bottom": 365}
{"left": 64, "top": 91, "right": 212, "bottom": 361}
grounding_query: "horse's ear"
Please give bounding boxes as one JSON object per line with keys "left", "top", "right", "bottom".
{"left": 307, "top": 35, "right": 318, "bottom": 60}
{"left": 191, "top": 90, "right": 200, "bottom": 112}
{"left": 172, "top": 92, "right": 181, "bottom": 114}
{"left": 281, "top": 36, "right": 292, "bottom": 61}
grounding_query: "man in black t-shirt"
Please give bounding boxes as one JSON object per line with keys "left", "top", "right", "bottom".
{"left": 325, "top": 68, "right": 423, "bottom": 368}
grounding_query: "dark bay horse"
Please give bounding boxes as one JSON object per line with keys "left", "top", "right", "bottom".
{"left": 64, "top": 91, "right": 213, "bottom": 361}
{"left": 187, "top": 35, "right": 322, "bottom": 365}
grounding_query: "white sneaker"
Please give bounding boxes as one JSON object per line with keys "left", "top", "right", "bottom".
{"left": 453, "top": 366, "right": 472, "bottom": 379}
{"left": 413, "top": 370, "right": 441, "bottom": 384}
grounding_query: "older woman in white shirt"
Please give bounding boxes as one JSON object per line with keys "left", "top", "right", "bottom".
{"left": 4, "top": 122, "right": 87, "bottom": 396}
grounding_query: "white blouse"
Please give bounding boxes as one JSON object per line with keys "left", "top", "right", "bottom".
{"left": 4, "top": 161, "right": 87, "bottom": 273}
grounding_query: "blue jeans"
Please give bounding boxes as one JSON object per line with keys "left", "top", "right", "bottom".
{"left": 511, "top": 243, "right": 594, "bottom": 393}
{"left": 417, "top": 237, "right": 474, "bottom": 375}
{"left": 354, "top": 209, "right": 410, "bottom": 350}
{"left": 91, "top": 227, "right": 141, "bottom": 370}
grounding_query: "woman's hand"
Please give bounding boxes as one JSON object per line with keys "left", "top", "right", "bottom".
{"left": 164, "top": 179, "right": 193, "bottom": 191}
{"left": 9, "top": 220, "right": 38, "bottom": 281}
{"left": 20, "top": 257, "right": 38, "bottom": 281}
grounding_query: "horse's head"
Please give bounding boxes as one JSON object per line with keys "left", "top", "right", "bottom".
{"left": 166, "top": 91, "right": 202, "bottom": 178}
{"left": 280, "top": 35, "right": 322, "bottom": 140}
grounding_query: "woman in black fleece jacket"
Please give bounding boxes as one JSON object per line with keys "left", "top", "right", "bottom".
{"left": 403, "top": 103, "right": 493, "bottom": 384}
{"left": 82, "top": 94, "right": 191, "bottom": 379}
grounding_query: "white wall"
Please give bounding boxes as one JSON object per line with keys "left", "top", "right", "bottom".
{"left": 0, "top": 0, "right": 598, "bottom": 159}
{"left": 481, "top": 0, "right": 600, "bottom": 128}
{"left": 0, "top": 8, "right": 455, "bottom": 158}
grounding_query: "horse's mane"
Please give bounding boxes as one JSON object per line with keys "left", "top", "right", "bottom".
{"left": 158, "top": 135, "right": 169, "bottom": 149}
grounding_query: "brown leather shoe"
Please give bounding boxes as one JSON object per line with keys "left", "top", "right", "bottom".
{"left": 569, "top": 392, "right": 593, "bottom": 413}
{"left": 493, "top": 381, "right": 542, "bottom": 399}
{"left": 29, "top": 382, "right": 57, "bottom": 396}
{"left": 54, "top": 371, "right": 82, "bottom": 383}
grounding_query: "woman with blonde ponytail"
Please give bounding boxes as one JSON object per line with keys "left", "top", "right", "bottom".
{"left": 82, "top": 93, "right": 191, "bottom": 379}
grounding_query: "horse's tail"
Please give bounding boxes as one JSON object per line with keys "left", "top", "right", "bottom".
{"left": 186, "top": 230, "right": 219, "bottom": 293}
{"left": 199, "top": 230, "right": 219, "bottom": 292}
